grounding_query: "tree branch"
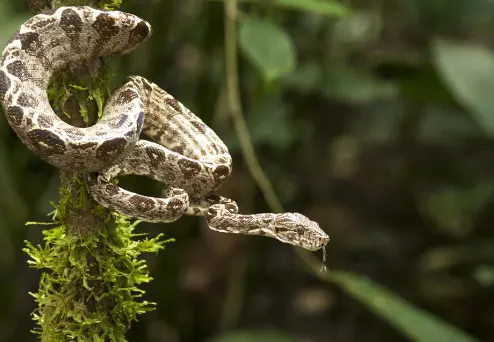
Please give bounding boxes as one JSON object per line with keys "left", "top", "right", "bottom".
{"left": 22, "top": 2, "right": 166, "bottom": 340}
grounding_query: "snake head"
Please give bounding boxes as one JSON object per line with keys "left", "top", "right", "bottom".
{"left": 272, "top": 213, "right": 329, "bottom": 251}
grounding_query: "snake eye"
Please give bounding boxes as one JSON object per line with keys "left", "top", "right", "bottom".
{"left": 296, "top": 225, "right": 305, "bottom": 235}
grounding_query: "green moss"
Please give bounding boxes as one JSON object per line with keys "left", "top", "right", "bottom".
{"left": 24, "top": 199, "right": 172, "bottom": 340}
{"left": 47, "top": 66, "right": 114, "bottom": 125}
{"left": 25, "top": 3, "right": 168, "bottom": 340}
{"left": 24, "top": 177, "right": 173, "bottom": 341}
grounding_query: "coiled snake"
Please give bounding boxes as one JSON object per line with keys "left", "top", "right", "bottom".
{"left": 0, "top": 6, "right": 329, "bottom": 253}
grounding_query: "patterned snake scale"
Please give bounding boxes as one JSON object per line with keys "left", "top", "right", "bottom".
{"left": 0, "top": 6, "right": 329, "bottom": 251}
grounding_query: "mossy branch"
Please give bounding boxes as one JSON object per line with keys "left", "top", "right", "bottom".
{"left": 23, "top": 1, "right": 169, "bottom": 341}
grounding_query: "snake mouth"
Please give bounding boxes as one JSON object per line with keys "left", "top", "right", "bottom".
{"left": 322, "top": 236, "right": 330, "bottom": 246}
{"left": 304, "top": 235, "right": 330, "bottom": 251}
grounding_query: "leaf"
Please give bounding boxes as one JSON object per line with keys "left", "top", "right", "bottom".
{"left": 239, "top": 16, "right": 296, "bottom": 81}
{"left": 331, "top": 271, "right": 479, "bottom": 342}
{"left": 271, "top": 0, "right": 348, "bottom": 17}
{"left": 208, "top": 330, "right": 299, "bottom": 342}
{"left": 433, "top": 39, "right": 494, "bottom": 136}
{"left": 215, "top": 0, "right": 349, "bottom": 17}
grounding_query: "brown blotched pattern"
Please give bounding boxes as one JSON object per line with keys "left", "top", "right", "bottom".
{"left": 1, "top": 7, "right": 328, "bottom": 252}
{"left": 0, "top": 6, "right": 151, "bottom": 172}
{"left": 86, "top": 76, "right": 328, "bottom": 250}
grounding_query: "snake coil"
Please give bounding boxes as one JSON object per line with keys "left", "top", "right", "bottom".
{"left": 0, "top": 6, "right": 329, "bottom": 252}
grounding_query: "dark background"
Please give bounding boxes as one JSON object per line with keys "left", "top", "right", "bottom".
{"left": 0, "top": 0, "right": 493, "bottom": 341}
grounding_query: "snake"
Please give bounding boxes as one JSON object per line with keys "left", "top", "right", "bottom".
{"left": 0, "top": 6, "right": 329, "bottom": 253}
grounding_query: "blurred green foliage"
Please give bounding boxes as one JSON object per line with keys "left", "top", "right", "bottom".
{"left": 0, "top": 0, "right": 493, "bottom": 341}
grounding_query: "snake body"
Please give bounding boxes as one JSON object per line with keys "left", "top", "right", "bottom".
{"left": 0, "top": 6, "right": 329, "bottom": 251}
